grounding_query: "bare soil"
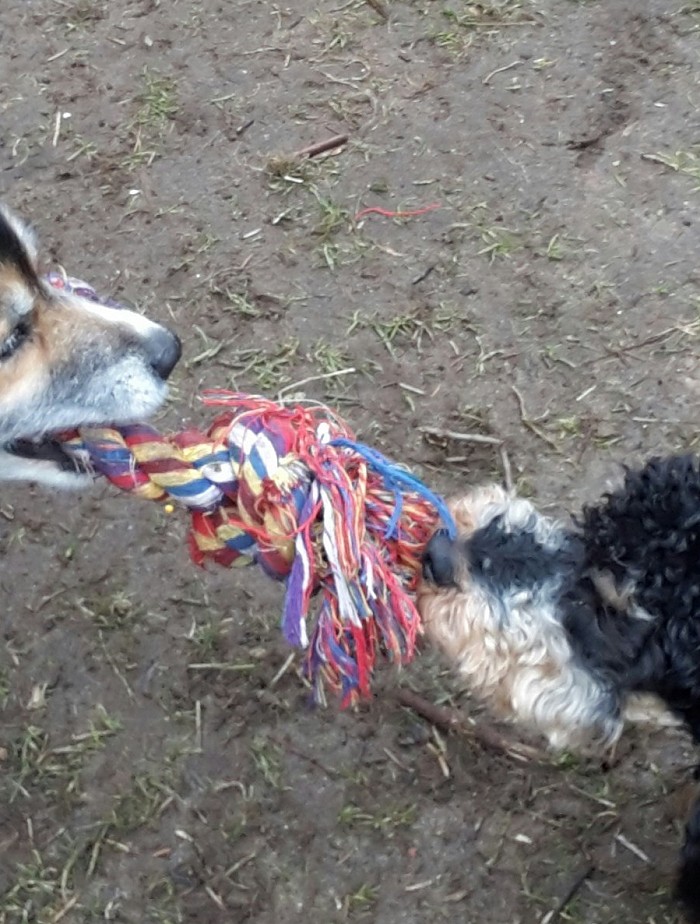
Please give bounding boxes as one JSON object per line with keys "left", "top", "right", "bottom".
{"left": 2, "top": 1, "right": 700, "bottom": 921}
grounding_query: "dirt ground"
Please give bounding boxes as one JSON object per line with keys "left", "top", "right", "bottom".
{"left": 2, "top": 0, "right": 700, "bottom": 921}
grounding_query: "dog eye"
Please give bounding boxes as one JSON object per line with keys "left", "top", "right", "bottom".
{"left": 0, "top": 319, "right": 31, "bottom": 361}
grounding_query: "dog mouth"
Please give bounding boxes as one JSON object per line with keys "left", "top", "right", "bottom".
{"left": 3, "top": 436, "right": 91, "bottom": 475}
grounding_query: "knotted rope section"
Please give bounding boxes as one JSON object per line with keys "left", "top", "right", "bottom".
{"left": 62, "top": 397, "right": 455, "bottom": 705}
{"left": 47, "top": 273, "right": 456, "bottom": 705}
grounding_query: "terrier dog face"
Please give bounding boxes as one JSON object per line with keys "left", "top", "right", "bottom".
{"left": 0, "top": 205, "right": 181, "bottom": 488}
{"left": 418, "top": 485, "right": 624, "bottom": 751}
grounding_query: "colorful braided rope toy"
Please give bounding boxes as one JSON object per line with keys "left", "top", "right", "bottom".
{"left": 49, "top": 273, "right": 457, "bottom": 705}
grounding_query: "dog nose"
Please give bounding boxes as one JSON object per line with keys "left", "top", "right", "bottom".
{"left": 146, "top": 326, "right": 182, "bottom": 380}
{"left": 422, "top": 529, "right": 457, "bottom": 586}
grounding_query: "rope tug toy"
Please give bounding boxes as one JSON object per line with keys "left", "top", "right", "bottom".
{"left": 50, "top": 273, "right": 457, "bottom": 706}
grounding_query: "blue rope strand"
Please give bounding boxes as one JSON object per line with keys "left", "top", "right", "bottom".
{"left": 329, "top": 437, "right": 457, "bottom": 539}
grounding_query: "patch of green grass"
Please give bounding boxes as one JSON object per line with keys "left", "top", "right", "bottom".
{"left": 326, "top": 20, "right": 355, "bottom": 52}
{"left": 10, "top": 724, "right": 49, "bottom": 797}
{"left": 555, "top": 415, "right": 583, "bottom": 438}
{"left": 592, "top": 432, "right": 624, "bottom": 450}
{"left": 122, "top": 69, "right": 178, "bottom": 169}
{"left": 552, "top": 750, "right": 580, "bottom": 770}
{"left": 254, "top": 339, "right": 299, "bottom": 390}
{"left": 338, "top": 802, "right": 417, "bottom": 834}
{"left": 5, "top": 525, "right": 27, "bottom": 549}
{"left": 345, "top": 882, "right": 379, "bottom": 914}
{"left": 539, "top": 345, "right": 577, "bottom": 371}
{"left": 222, "top": 809, "right": 249, "bottom": 844}
{"left": 367, "top": 312, "right": 423, "bottom": 353}
{"left": 318, "top": 238, "right": 367, "bottom": 271}
{"left": 0, "top": 666, "right": 10, "bottom": 708}
{"left": 450, "top": 0, "right": 525, "bottom": 19}
{"left": 223, "top": 291, "right": 260, "bottom": 318}
{"left": 134, "top": 70, "right": 179, "bottom": 130}
{"left": 433, "top": 2, "right": 528, "bottom": 53}
{"left": 207, "top": 274, "right": 263, "bottom": 319}
{"left": 347, "top": 306, "right": 462, "bottom": 356}
{"left": 67, "top": 134, "right": 99, "bottom": 164}
{"left": 454, "top": 404, "right": 494, "bottom": 435}
{"left": 10, "top": 707, "right": 122, "bottom": 800}
{"left": 477, "top": 225, "right": 523, "bottom": 261}
{"left": 250, "top": 737, "right": 283, "bottom": 789}
{"left": 1, "top": 850, "right": 64, "bottom": 920}
{"left": 142, "top": 880, "right": 182, "bottom": 923}
{"left": 310, "top": 339, "right": 352, "bottom": 374}
{"left": 433, "top": 25, "right": 475, "bottom": 54}
{"left": 58, "top": 0, "right": 105, "bottom": 30}
{"left": 544, "top": 233, "right": 567, "bottom": 261}
{"left": 189, "top": 617, "right": 222, "bottom": 657}
{"left": 224, "top": 338, "right": 300, "bottom": 391}
{"left": 265, "top": 155, "right": 311, "bottom": 192}
{"left": 186, "top": 326, "right": 227, "bottom": 368}
{"left": 313, "top": 194, "right": 350, "bottom": 240}
{"left": 77, "top": 590, "right": 138, "bottom": 629}
{"left": 645, "top": 148, "right": 700, "bottom": 189}
{"left": 109, "top": 772, "right": 173, "bottom": 833}
{"left": 186, "top": 231, "right": 220, "bottom": 258}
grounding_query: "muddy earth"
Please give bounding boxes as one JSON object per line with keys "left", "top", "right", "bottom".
{"left": 2, "top": 1, "right": 700, "bottom": 921}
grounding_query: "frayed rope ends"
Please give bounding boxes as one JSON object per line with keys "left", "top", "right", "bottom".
{"left": 63, "top": 393, "right": 455, "bottom": 706}
{"left": 44, "top": 273, "right": 455, "bottom": 705}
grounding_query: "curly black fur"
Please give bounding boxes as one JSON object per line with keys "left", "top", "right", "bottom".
{"left": 679, "top": 798, "right": 700, "bottom": 922}
{"left": 578, "top": 455, "right": 700, "bottom": 917}
{"left": 580, "top": 455, "right": 700, "bottom": 729}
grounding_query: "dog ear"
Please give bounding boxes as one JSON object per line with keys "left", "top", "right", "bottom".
{"left": 0, "top": 205, "right": 40, "bottom": 321}
{"left": 0, "top": 205, "right": 38, "bottom": 270}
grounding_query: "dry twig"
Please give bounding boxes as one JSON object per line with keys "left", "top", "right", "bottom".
{"left": 395, "top": 689, "right": 547, "bottom": 762}
{"left": 500, "top": 444, "right": 513, "bottom": 492}
{"left": 420, "top": 425, "right": 502, "bottom": 446}
{"left": 294, "top": 134, "right": 349, "bottom": 159}
{"left": 363, "top": 0, "right": 389, "bottom": 20}
{"left": 511, "top": 385, "right": 560, "bottom": 451}
{"left": 541, "top": 864, "right": 595, "bottom": 923}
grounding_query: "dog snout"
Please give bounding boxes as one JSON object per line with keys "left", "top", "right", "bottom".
{"left": 145, "top": 326, "right": 182, "bottom": 380}
{"left": 422, "top": 529, "right": 457, "bottom": 587}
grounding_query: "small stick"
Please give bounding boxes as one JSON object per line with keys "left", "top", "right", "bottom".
{"left": 541, "top": 864, "right": 595, "bottom": 923}
{"left": 420, "top": 425, "right": 502, "bottom": 446}
{"left": 272, "top": 735, "right": 340, "bottom": 778}
{"left": 511, "top": 385, "right": 560, "bottom": 451}
{"left": 640, "top": 152, "right": 677, "bottom": 169}
{"left": 293, "top": 134, "right": 348, "bottom": 159}
{"left": 268, "top": 651, "right": 296, "bottom": 688}
{"left": 500, "top": 445, "right": 514, "bottom": 492}
{"left": 395, "top": 689, "right": 547, "bottom": 762}
{"left": 613, "top": 833, "right": 650, "bottom": 864}
{"left": 277, "top": 367, "right": 356, "bottom": 398}
{"left": 236, "top": 118, "right": 255, "bottom": 137}
{"left": 363, "top": 0, "right": 389, "bottom": 20}
{"left": 195, "top": 699, "right": 203, "bottom": 752}
{"left": 412, "top": 265, "right": 435, "bottom": 285}
{"left": 356, "top": 203, "right": 441, "bottom": 221}
{"left": 52, "top": 111, "right": 62, "bottom": 147}
{"left": 482, "top": 60, "right": 522, "bottom": 86}
{"left": 50, "top": 895, "right": 79, "bottom": 924}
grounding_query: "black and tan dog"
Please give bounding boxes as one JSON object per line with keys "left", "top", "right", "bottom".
{"left": 420, "top": 456, "right": 700, "bottom": 918}
{"left": 0, "top": 204, "right": 180, "bottom": 487}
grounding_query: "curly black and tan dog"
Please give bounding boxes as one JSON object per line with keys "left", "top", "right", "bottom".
{"left": 0, "top": 204, "right": 181, "bottom": 487}
{"left": 419, "top": 455, "right": 700, "bottom": 918}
